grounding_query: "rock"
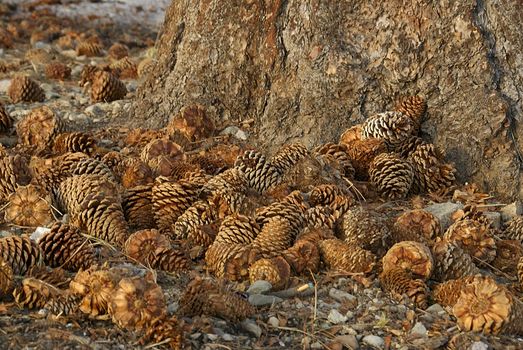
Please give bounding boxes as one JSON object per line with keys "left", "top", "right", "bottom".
{"left": 424, "top": 202, "right": 464, "bottom": 230}
{"left": 327, "top": 309, "right": 347, "bottom": 324}
{"left": 483, "top": 211, "right": 501, "bottom": 229}
{"left": 500, "top": 201, "right": 523, "bottom": 222}
{"left": 311, "top": 342, "right": 323, "bottom": 349}
{"left": 0, "top": 79, "right": 10, "bottom": 93}
{"left": 426, "top": 303, "right": 445, "bottom": 314}
{"left": 248, "top": 294, "right": 282, "bottom": 306}
{"left": 206, "top": 334, "right": 218, "bottom": 341}
{"left": 267, "top": 316, "right": 279, "bottom": 328}
{"left": 221, "top": 333, "right": 234, "bottom": 342}
{"left": 334, "top": 335, "right": 359, "bottom": 349}
{"left": 247, "top": 280, "right": 272, "bottom": 295}
{"left": 220, "top": 126, "right": 249, "bottom": 141}
{"left": 30, "top": 227, "right": 51, "bottom": 242}
{"left": 329, "top": 288, "right": 357, "bottom": 303}
{"left": 190, "top": 332, "right": 201, "bottom": 340}
{"left": 241, "top": 319, "right": 262, "bottom": 338}
{"left": 362, "top": 335, "right": 385, "bottom": 349}
{"left": 167, "top": 302, "right": 178, "bottom": 314}
{"left": 471, "top": 342, "right": 490, "bottom": 350}
{"left": 410, "top": 322, "right": 428, "bottom": 337}
{"left": 85, "top": 104, "right": 104, "bottom": 117}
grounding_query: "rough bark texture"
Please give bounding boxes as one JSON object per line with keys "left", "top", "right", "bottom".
{"left": 133, "top": 0, "right": 523, "bottom": 200}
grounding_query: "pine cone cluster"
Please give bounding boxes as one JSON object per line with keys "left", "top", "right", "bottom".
{"left": 139, "top": 316, "right": 183, "bottom": 350}
{"left": 8, "top": 75, "right": 45, "bottom": 103}
{"left": 90, "top": 71, "right": 127, "bottom": 102}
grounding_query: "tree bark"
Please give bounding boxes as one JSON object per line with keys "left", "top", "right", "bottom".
{"left": 133, "top": 0, "right": 523, "bottom": 200}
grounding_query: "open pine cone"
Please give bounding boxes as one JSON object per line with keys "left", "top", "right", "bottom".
{"left": 0, "top": 155, "right": 31, "bottom": 200}
{"left": 139, "top": 316, "right": 183, "bottom": 350}
{"left": 13, "top": 277, "right": 63, "bottom": 309}
{"left": 382, "top": 241, "right": 434, "bottom": 280}
{"left": 76, "top": 42, "right": 103, "bottom": 57}
{"left": 108, "top": 43, "right": 129, "bottom": 60}
{"left": 407, "top": 143, "right": 456, "bottom": 194}
{"left": 124, "top": 229, "right": 171, "bottom": 265}
{"left": 205, "top": 242, "right": 247, "bottom": 278}
{"left": 491, "top": 240, "right": 523, "bottom": 274}
{"left": 394, "top": 95, "right": 427, "bottom": 134}
{"left": 215, "top": 213, "right": 260, "bottom": 244}
{"left": 341, "top": 207, "right": 390, "bottom": 255}
{"left": 249, "top": 256, "right": 291, "bottom": 290}
{"left": 0, "top": 235, "right": 43, "bottom": 275}
{"left": 0, "top": 257, "right": 13, "bottom": 297}
{"left": 392, "top": 209, "right": 441, "bottom": 246}
{"left": 501, "top": 216, "right": 523, "bottom": 242}
{"left": 141, "top": 138, "right": 183, "bottom": 176}
{"left": 281, "top": 239, "right": 320, "bottom": 275}
{"left": 8, "top": 75, "right": 45, "bottom": 103}
{"left": 5, "top": 185, "right": 53, "bottom": 227}
{"left": 431, "top": 239, "right": 480, "bottom": 282}
{"left": 166, "top": 104, "right": 215, "bottom": 142}
{"left": 369, "top": 152, "right": 414, "bottom": 199}
{"left": 339, "top": 124, "right": 363, "bottom": 145}
{"left": 45, "top": 61, "right": 71, "bottom": 80}
{"left": 432, "top": 276, "right": 475, "bottom": 307}
{"left": 344, "top": 138, "right": 387, "bottom": 180}
{"left": 150, "top": 246, "right": 191, "bottom": 274}
{"left": 16, "top": 106, "right": 64, "bottom": 154}
{"left": 361, "top": 111, "right": 414, "bottom": 147}
{"left": 70, "top": 266, "right": 120, "bottom": 316}
{"left": 444, "top": 218, "right": 496, "bottom": 263}
{"left": 235, "top": 150, "right": 281, "bottom": 193}
{"left": 313, "top": 143, "right": 355, "bottom": 179}
{"left": 269, "top": 142, "right": 310, "bottom": 174}
{"left": 0, "top": 102, "right": 13, "bottom": 133}
{"left": 379, "top": 267, "right": 428, "bottom": 309}
{"left": 109, "top": 57, "right": 138, "bottom": 79}
{"left": 90, "top": 71, "right": 127, "bottom": 102}
{"left": 318, "top": 239, "right": 376, "bottom": 274}
{"left": 251, "top": 216, "right": 296, "bottom": 258}
{"left": 52, "top": 132, "right": 96, "bottom": 155}
{"left": 122, "top": 184, "right": 156, "bottom": 230}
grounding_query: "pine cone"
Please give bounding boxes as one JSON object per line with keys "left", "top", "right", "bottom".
{"left": 0, "top": 102, "right": 13, "bottom": 133}
{"left": 361, "top": 111, "right": 414, "bottom": 147}
{"left": 339, "top": 125, "right": 363, "bottom": 145}
{"left": 318, "top": 239, "right": 376, "bottom": 273}
{"left": 52, "top": 132, "right": 96, "bottom": 155}
{"left": 8, "top": 75, "right": 45, "bottom": 103}
{"left": 223, "top": 245, "right": 258, "bottom": 282}
{"left": 251, "top": 217, "right": 296, "bottom": 258}
{"left": 76, "top": 42, "right": 103, "bottom": 57}
{"left": 150, "top": 247, "right": 191, "bottom": 273}
{"left": 249, "top": 256, "right": 291, "bottom": 290}
{"left": 382, "top": 241, "right": 433, "bottom": 280}
{"left": 313, "top": 143, "right": 355, "bottom": 179}
{"left": 44, "top": 61, "right": 71, "bottom": 80}
{"left": 38, "top": 222, "right": 96, "bottom": 271}
{"left": 70, "top": 266, "right": 120, "bottom": 316}
{"left": 344, "top": 138, "right": 387, "bottom": 180}
{"left": 432, "top": 276, "right": 475, "bottom": 307}
{"left": 122, "top": 184, "right": 156, "bottom": 230}
{"left": 172, "top": 200, "right": 217, "bottom": 246}
{"left": 304, "top": 206, "right": 336, "bottom": 229}
{"left": 444, "top": 218, "right": 496, "bottom": 263}
{"left": 69, "top": 157, "right": 115, "bottom": 181}
{"left": 280, "top": 154, "right": 346, "bottom": 192}
{"left": 519, "top": 257, "right": 523, "bottom": 289}
{"left": 269, "top": 142, "right": 309, "bottom": 174}
{"left": 90, "top": 71, "right": 127, "bottom": 102}
{"left": 215, "top": 214, "right": 260, "bottom": 244}
{"left": 43, "top": 293, "right": 80, "bottom": 316}
{"left": 27, "top": 266, "right": 69, "bottom": 288}
{"left": 379, "top": 267, "right": 428, "bottom": 309}
{"left": 341, "top": 207, "right": 390, "bottom": 255}
{"left": 205, "top": 242, "right": 247, "bottom": 278}
{"left": 0, "top": 257, "right": 13, "bottom": 297}
{"left": 141, "top": 138, "right": 183, "bottom": 176}
{"left": 16, "top": 106, "right": 64, "bottom": 153}
{"left": 235, "top": 150, "right": 281, "bottom": 193}
{"left": 13, "top": 277, "right": 62, "bottom": 309}
{"left": 369, "top": 152, "right": 414, "bottom": 200}
{"left": 139, "top": 316, "right": 183, "bottom": 350}
{"left": 0, "top": 155, "right": 31, "bottom": 200}
{"left": 79, "top": 64, "right": 99, "bottom": 87}
{"left": 392, "top": 209, "right": 441, "bottom": 246}
{"left": 202, "top": 168, "right": 248, "bottom": 213}
{"left": 431, "top": 239, "right": 480, "bottom": 282}
{"left": 309, "top": 184, "right": 354, "bottom": 221}
{"left": 166, "top": 104, "right": 215, "bottom": 142}
{"left": 108, "top": 43, "right": 129, "bottom": 60}
{"left": 255, "top": 201, "right": 305, "bottom": 235}
{"left": 124, "top": 229, "right": 171, "bottom": 265}
{"left": 408, "top": 143, "right": 456, "bottom": 194}
{"left": 0, "top": 235, "right": 43, "bottom": 275}
{"left": 394, "top": 95, "right": 427, "bottom": 134}
{"left": 281, "top": 239, "right": 320, "bottom": 274}
{"left": 109, "top": 57, "right": 137, "bottom": 79}
{"left": 121, "top": 158, "right": 154, "bottom": 188}
{"left": 188, "top": 153, "right": 228, "bottom": 176}
{"left": 5, "top": 184, "right": 52, "bottom": 227}
{"left": 393, "top": 136, "right": 426, "bottom": 158}
{"left": 501, "top": 216, "right": 523, "bottom": 242}
{"left": 491, "top": 240, "right": 523, "bottom": 274}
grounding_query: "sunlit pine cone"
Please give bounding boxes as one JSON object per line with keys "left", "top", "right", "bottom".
{"left": 313, "top": 142, "right": 355, "bottom": 179}
{"left": 201, "top": 168, "right": 248, "bottom": 213}
{"left": 255, "top": 201, "right": 306, "bottom": 235}
{"left": 53, "top": 152, "right": 90, "bottom": 174}
{"left": 281, "top": 239, "right": 320, "bottom": 275}
{"left": 501, "top": 216, "right": 523, "bottom": 242}
{"left": 5, "top": 184, "right": 53, "bottom": 227}
{"left": 223, "top": 245, "right": 258, "bottom": 282}
{"left": 43, "top": 293, "right": 80, "bottom": 316}
{"left": 407, "top": 143, "right": 456, "bottom": 194}
{"left": 13, "top": 277, "right": 63, "bottom": 309}
{"left": 344, "top": 138, "right": 387, "bottom": 180}
{"left": 369, "top": 153, "right": 414, "bottom": 200}
{"left": 141, "top": 138, "right": 183, "bottom": 176}
{"left": 0, "top": 154, "right": 31, "bottom": 200}
{"left": 309, "top": 184, "right": 354, "bottom": 221}
{"left": 235, "top": 150, "right": 281, "bottom": 193}
{"left": 491, "top": 240, "right": 523, "bottom": 274}
{"left": 188, "top": 153, "right": 228, "bottom": 176}
{"left": 79, "top": 64, "right": 99, "bottom": 87}
{"left": 431, "top": 239, "right": 480, "bottom": 282}
{"left": 318, "top": 239, "right": 376, "bottom": 273}
{"left": 361, "top": 111, "right": 414, "bottom": 147}
{"left": 379, "top": 267, "right": 428, "bottom": 309}
{"left": 304, "top": 206, "right": 336, "bottom": 229}
{"left": 269, "top": 142, "right": 310, "bottom": 174}
{"left": 8, "top": 75, "right": 45, "bottom": 103}
{"left": 109, "top": 57, "right": 138, "bottom": 79}
{"left": 249, "top": 256, "right": 291, "bottom": 290}
{"left": 341, "top": 207, "right": 391, "bottom": 255}
{"left": 0, "top": 257, "right": 13, "bottom": 297}
{"left": 125, "top": 128, "right": 166, "bottom": 148}
{"left": 214, "top": 213, "right": 260, "bottom": 244}
{"left": 90, "top": 70, "right": 127, "bottom": 102}
{"left": 124, "top": 229, "right": 171, "bottom": 265}
{"left": 44, "top": 61, "right": 71, "bottom": 81}
{"left": 0, "top": 235, "right": 43, "bottom": 275}
{"left": 444, "top": 218, "right": 496, "bottom": 263}
{"left": 76, "top": 41, "right": 103, "bottom": 57}
{"left": 167, "top": 104, "right": 215, "bottom": 142}
{"left": 392, "top": 209, "right": 441, "bottom": 246}
{"left": 205, "top": 242, "right": 247, "bottom": 278}
{"left": 52, "top": 132, "right": 96, "bottom": 156}
{"left": 393, "top": 136, "right": 427, "bottom": 158}
{"left": 382, "top": 241, "right": 434, "bottom": 280}
{"left": 0, "top": 102, "right": 14, "bottom": 133}
{"left": 139, "top": 316, "right": 183, "bottom": 350}
{"left": 38, "top": 222, "right": 96, "bottom": 271}
{"left": 122, "top": 184, "right": 156, "bottom": 230}
{"left": 16, "top": 106, "right": 64, "bottom": 154}
{"left": 150, "top": 247, "right": 191, "bottom": 274}
{"left": 394, "top": 96, "right": 427, "bottom": 134}
{"left": 108, "top": 43, "right": 129, "bottom": 60}
{"left": 169, "top": 160, "right": 201, "bottom": 180}
{"left": 339, "top": 125, "right": 363, "bottom": 145}
{"left": 432, "top": 277, "right": 476, "bottom": 307}
{"left": 69, "top": 266, "right": 120, "bottom": 316}
{"left": 69, "top": 157, "right": 115, "bottom": 181}
{"left": 297, "top": 226, "right": 336, "bottom": 244}
{"left": 121, "top": 157, "right": 154, "bottom": 188}
{"left": 251, "top": 217, "right": 296, "bottom": 258}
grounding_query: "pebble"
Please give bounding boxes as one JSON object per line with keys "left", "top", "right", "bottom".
{"left": 240, "top": 319, "right": 262, "bottom": 338}
{"left": 267, "top": 316, "right": 279, "bottom": 328}
{"left": 220, "top": 125, "right": 248, "bottom": 141}
{"left": 334, "top": 335, "right": 359, "bottom": 349}
{"left": 0, "top": 79, "right": 10, "bottom": 93}
{"left": 410, "top": 322, "right": 427, "bottom": 337}
{"left": 426, "top": 303, "right": 445, "bottom": 314}
{"left": 190, "top": 332, "right": 201, "bottom": 340}
{"left": 248, "top": 294, "right": 282, "bottom": 306}
{"left": 221, "top": 333, "right": 234, "bottom": 342}
{"left": 471, "top": 341, "right": 489, "bottom": 350}
{"left": 30, "top": 227, "right": 51, "bottom": 241}
{"left": 362, "top": 335, "right": 385, "bottom": 349}
{"left": 500, "top": 201, "right": 523, "bottom": 222}
{"left": 85, "top": 104, "right": 104, "bottom": 117}
{"left": 247, "top": 280, "right": 272, "bottom": 295}
{"left": 328, "top": 309, "right": 347, "bottom": 324}
{"left": 483, "top": 211, "right": 501, "bottom": 229}
{"left": 329, "top": 288, "right": 357, "bottom": 303}
{"left": 206, "top": 334, "right": 218, "bottom": 341}
{"left": 311, "top": 342, "right": 323, "bottom": 349}
{"left": 424, "top": 202, "right": 464, "bottom": 230}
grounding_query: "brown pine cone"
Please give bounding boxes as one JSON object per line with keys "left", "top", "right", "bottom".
{"left": 108, "top": 43, "right": 129, "bottom": 60}
{"left": 27, "top": 266, "right": 69, "bottom": 288}
{"left": 309, "top": 184, "right": 354, "bottom": 221}
{"left": 304, "top": 206, "right": 336, "bottom": 229}
{"left": 138, "top": 57, "right": 155, "bottom": 78}
{"left": 369, "top": 153, "right": 414, "bottom": 200}
{"left": 109, "top": 57, "right": 137, "bottom": 79}
{"left": 281, "top": 239, "right": 320, "bottom": 275}
{"left": 188, "top": 153, "right": 228, "bottom": 176}
{"left": 0, "top": 257, "right": 13, "bottom": 297}
{"left": 122, "top": 184, "right": 156, "bottom": 230}
{"left": 150, "top": 247, "right": 191, "bottom": 274}
{"left": 361, "top": 111, "right": 414, "bottom": 147}
{"left": 392, "top": 209, "right": 441, "bottom": 246}
{"left": 166, "top": 104, "right": 215, "bottom": 142}
{"left": 109, "top": 273, "right": 166, "bottom": 331}
{"left": 393, "top": 136, "right": 427, "bottom": 158}
{"left": 13, "top": 277, "right": 62, "bottom": 309}
{"left": 121, "top": 158, "right": 154, "bottom": 188}
{"left": 43, "top": 293, "right": 80, "bottom": 316}
{"left": 45, "top": 61, "right": 71, "bottom": 80}
{"left": 8, "top": 75, "right": 45, "bottom": 103}
{"left": 431, "top": 239, "right": 480, "bottom": 282}
{"left": 297, "top": 226, "right": 336, "bottom": 244}
{"left": 444, "top": 218, "right": 496, "bottom": 263}
{"left": 379, "top": 267, "right": 428, "bottom": 309}
{"left": 215, "top": 214, "right": 260, "bottom": 244}
{"left": 79, "top": 64, "right": 99, "bottom": 87}
{"left": 249, "top": 256, "right": 291, "bottom": 290}
{"left": 76, "top": 42, "right": 103, "bottom": 57}
{"left": 69, "top": 157, "right": 115, "bottom": 181}
{"left": 501, "top": 216, "right": 523, "bottom": 242}
{"left": 382, "top": 241, "right": 434, "bottom": 280}
{"left": 0, "top": 102, "right": 13, "bottom": 133}
{"left": 0, "top": 154, "right": 31, "bottom": 200}
{"left": 202, "top": 168, "right": 248, "bottom": 213}
{"left": 251, "top": 217, "right": 296, "bottom": 258}
{"left": 313, "top": 143, "right": 355, "bottom": 179}
{"left": 223, "top": 245, "right": 258, "bottom": 282}
{"left": 52, "top": 132, "right": 96, "bottom": 155}
{"left": 172, "top": 200, "right": 217, "bottom": 244}
{"left": 269, "top": 142, "right": 309, "bottom": 174}
{"left": 491, "top": 240, "right": 523, "bottom": 274}
{"left": 124, "top": 229, "right": 171, "bottom": 265}
{"left": 140, "top": 138, "right": 183, "bottom": 176}
{"left": 235, "top": 150, "right": 281, "bottom": 193}
{"left": 432, "top": 276, "right": 475, "bottom": 307}
{"left": 339, "top": 125, "right": 363, "bottom": 145}
{"left": 344, "top": 138, "right": 387, "bottom": 180}
{"left": 5, "top": 184, "right": 53, "bottom": 227}
{"left": 255, "top": 200, "right": 306, "bottom": 234}
{"left": 408, "top": 143, "right": 456, "bottom": 194}
{"left": 38, "top": 222, "right": 96, "bottom": 271}
{"left": 318, "top": 239, "right": 376, "bottom": 273}
{"left": 394, "top": 95, "right": 427, "bottom": 134}
{"left": 341, "top": 207, "right": 390, "bottom": 255}
{"left": 90, "top": 71, "right": 127, "bottom": 102}
{"left": 205, "top": 242, "right": 247, "bottom": 278}
{"left": 16, "top": 106, "right": 64, "bottom": 154}
{"left": 0, "top": 235, "right": 43, "bottom": 275}
{"left": 69, "top": 266, "right": 119, "bottom": 316}
{"left": 139, "top": 316, "right": 183, "bottom": 350}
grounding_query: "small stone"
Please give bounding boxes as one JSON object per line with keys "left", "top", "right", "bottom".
{"left": 268, "top": 316, "right": 279, "bottom": 328}
{"left": 410, "top": 322, "right": 427, "bottom": 337}
{"left": 222, "top": 333, "right": 234, "bottom": 342}
{"left": 241, "top": 319, "right": 262, "bottom": 338}
{"left": 500, "top": 201, "right": 523, "bottom": 222}
{"left": 190, "top": 332, "right": 202, "bottom": 340}
{"left": 248, "top": 294, "right": 282, "bottom": 306}
{"left": 311, "top": 342, "right": 323, "bottom": 349}
{"left": 345, "top": 311, "right": 354, "bottom": 319}
{"left": 220, "top": 126, "right": 248, "bottom": 141}
{"left": 207, "top": 334, "right": 218, "bottom": 341}
{"left": 247, "top": 280, "right": 272, "bottom": 295}
{"left": 85, "top": 104, "right": 104, "bottom": 117}
{"left": 167, "top": 302, "right": 178, "bottom": 314}
{"left": 0, "top": 79, "right": 10, "bottom": 93}
{"left": 426, "top": 303, "right": 445, "bottom": 314}
{"left": 31, "top": 227, "right": 51, "bottom": 242}
{"left": 470, "top": 341, "right": 489, "bottom": 350}
{"left": 328, "top": 309, "right": 348, "bottom": 324}
{"left": 329, "top": 288, "right": 357, "bottom": 303}
{"left": 424, "top": 202, "right": 464, "bottom": 231}
{"left": 333, "top": 335, "right": 359, "bottom": 349}
{"left": 362, "top": 335, "right": 384, "bottom": 349}
{"left": 483, "top": 211, "right": 501, "bottom": 229}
